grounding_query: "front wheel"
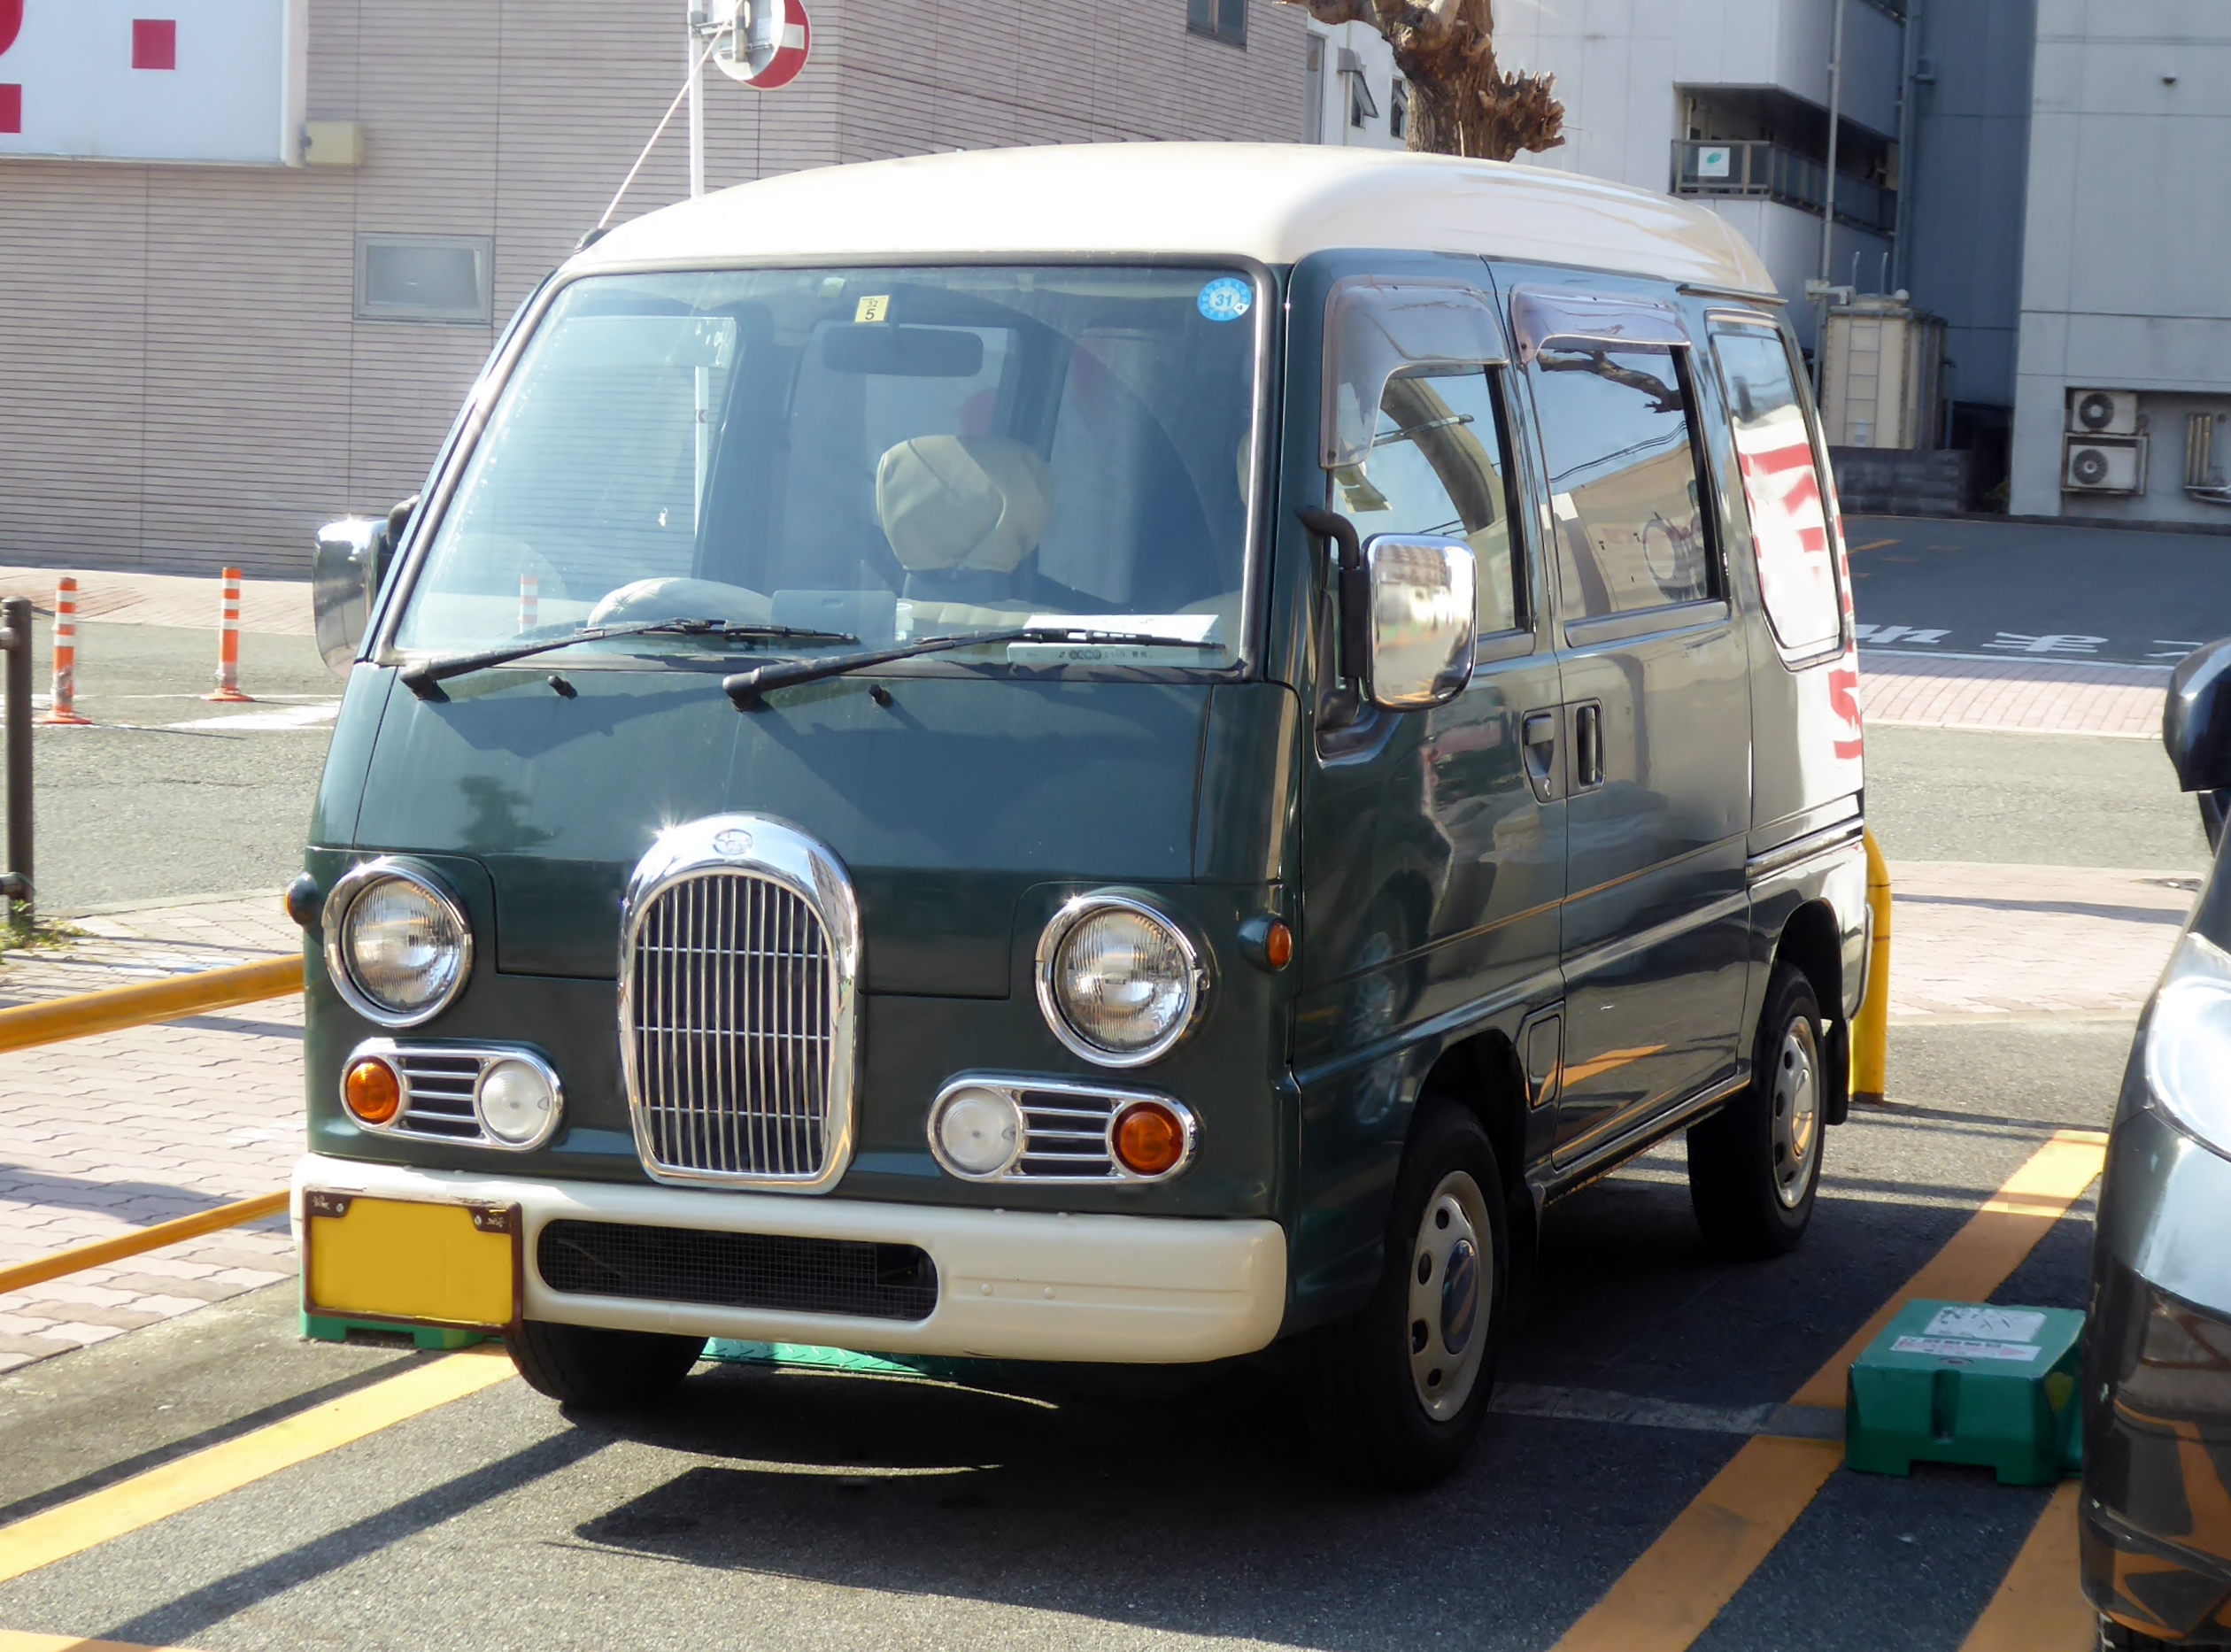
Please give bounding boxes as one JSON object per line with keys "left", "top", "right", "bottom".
{"left": 506, "top": 1320, "right": 706, "bottom": 1409}
{"left": 1688, "top": 961, "right": 1826, "bottom": 1258}
{"left": 1307, "top": 1105, "right": 1508, "bottom": 1488}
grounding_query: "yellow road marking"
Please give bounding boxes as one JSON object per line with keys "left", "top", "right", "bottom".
{"left": 0, "top": 1350, "right": 513, "bottom": 1586}
{"left": 0, "top": 1633, "right": 204, "bottom": 1651}
{"left": 0, "top": 1192, "right": 289, "bottom": 1298}
{"left": 1848, "top": 537, "right": 1899, "bottom": 552}
{"left": 1549, "top": 1128, "right": 2108, "bottom": 1652}
{"left": 1957, "top": 1480, "right": 2092, "bottom": 1650}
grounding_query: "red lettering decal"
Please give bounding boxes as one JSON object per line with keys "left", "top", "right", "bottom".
{"left": 0, "top": 84, "right": 18, "bottom": 134}
{"left": 133, "top": 18, "right": 176, "bottom": 70}
{"left": 0, "top": 1, "right": 23, "bottom": 56}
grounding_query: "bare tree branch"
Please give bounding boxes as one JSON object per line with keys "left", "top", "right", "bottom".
{"left": 1281, "top": 0, "right": 1564, "bottom": 163}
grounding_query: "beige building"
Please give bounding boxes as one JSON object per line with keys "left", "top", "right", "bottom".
{"left": 0, "top": 1, "right": 1308, "bottom": 577}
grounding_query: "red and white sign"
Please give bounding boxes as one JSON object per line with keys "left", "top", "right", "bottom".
{"left": 713, "top": 0, "right": 811, "bottom": 90}
{"left": 0, "top": 0, "right": 305, "bottom": 165}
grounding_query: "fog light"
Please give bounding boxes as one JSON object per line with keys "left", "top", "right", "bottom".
{"left": 343, "top": 1056, "right": 401, "bottom": 1126}
{"left": 1113, "top": 1099, "right": 1188, "bottom": 1177}
{"left": 931, "top": 1085, "right": 1021, "bottom": 1178}
{"left": 476, "top": 1056, "right": 560, "bottom": 1149}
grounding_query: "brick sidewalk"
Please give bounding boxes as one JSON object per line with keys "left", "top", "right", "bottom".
{"left": 1862, "top": 652, "right": 2168, "bottom": 738}
{"left": 0, "top": 893, "right": 303, "bottom": 1375}
{"left": 0, "top": 564, "right": 312, "bottom": 638}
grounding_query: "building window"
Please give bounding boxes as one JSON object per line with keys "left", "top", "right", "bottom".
{"left": 355, "top": 235, "right": 495, "bottom": 325}
{"left": 1341, "top": 49, "right": 1379, "bottom": 127}
{"left": 1186, "top": 0, "right": 1247, "bottom": 46}
{"left": 1304, "top": 34, "right": 1325, "bottom": 142}
{"left": 1390, "top": 79, "right": 1409, "bottom": 141}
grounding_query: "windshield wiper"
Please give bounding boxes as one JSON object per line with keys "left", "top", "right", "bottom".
{"left": 723, "top": 626, "right": 1223, "bottom": 710}
{"left": 400, "top": 618, "right": 858, "bottom": 700}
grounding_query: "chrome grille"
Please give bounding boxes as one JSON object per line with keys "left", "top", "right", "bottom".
{"left": 627, "top": 869, "right": 835, "bottom": 1181}
{"left": 1015, "top": 1091, "right": 1120, "bottom": 1179}
{"left": 393, "top": 1051, "right": 486, "bottom": 1141}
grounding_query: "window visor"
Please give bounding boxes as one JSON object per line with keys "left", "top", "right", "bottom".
{"left": 1509, "top": 289, "right": 1689, "bottom": 367}
{"left": 1322, "top": 278, "right": 1509, "bottom": 472}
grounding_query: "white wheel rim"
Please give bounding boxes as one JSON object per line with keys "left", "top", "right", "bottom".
{"left": 1407, "top": 1170, "right": 1492, "bottom": 1422}
{"left": 1772, "top": 1015, "right": 1822, "bottom": 1209}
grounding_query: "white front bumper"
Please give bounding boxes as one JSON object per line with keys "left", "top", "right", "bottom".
{"left": 292, "top": 1154, "right": 1288, "bottom": 1364}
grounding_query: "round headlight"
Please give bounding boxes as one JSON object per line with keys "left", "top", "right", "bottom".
{"left": 931, "top": 1084, "right": 1022, "bottom": 1177}
{"left": 1038, "top": 897, "right": 1204, "bottom": 1066}
{"left": 477, "top": 1055, "right": 562, "bottom": 1149}
{"left": 327, "top": 862, "right": 472, "bottom": 1026}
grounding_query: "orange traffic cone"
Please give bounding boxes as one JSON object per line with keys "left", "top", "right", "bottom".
{"left": 204, "top": 567, "right": 254, "bottom": 703}
{"left": 519, "top": 570, "right": 540, "bottom": 634}
{"left": 37, "top": 575, "right": 92, "bottom": 726}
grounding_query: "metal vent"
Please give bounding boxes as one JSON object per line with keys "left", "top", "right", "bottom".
{"left": 537, "top": 1220, "right": 937, "bottom": 1323}
{"left": 619, "top": 817, "right": 861, "bottom": 1192}
{"left": 390, "top": 1050, "right": 486, "bottom": 1141}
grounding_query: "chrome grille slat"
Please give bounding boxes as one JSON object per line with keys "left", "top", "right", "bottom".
{"left": 623, "top": 862, "right": 837, "bottom": 1183}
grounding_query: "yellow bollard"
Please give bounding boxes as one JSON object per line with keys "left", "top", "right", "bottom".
{"left": 1851, "top": 828, "right": 1892, "bottom": 1106}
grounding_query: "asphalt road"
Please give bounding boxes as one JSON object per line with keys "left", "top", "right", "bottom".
{"left": 1844, "top": 512, "right": 2231, "bottom": 667}
{"left": 21, "top": 618, "right": 336, "bottom": 915}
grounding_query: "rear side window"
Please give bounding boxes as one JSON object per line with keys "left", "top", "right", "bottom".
{"left": 1711, "top": 324, "right": 1842, "bottom": 653}
{"left": 1526, "top": 347, "right": 1712, "bottom": 621}
{"left": 1338, "top": 367, "right": 1524, "bottom": 637}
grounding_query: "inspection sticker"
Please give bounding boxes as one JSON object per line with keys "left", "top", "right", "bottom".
{"left": 1925, "top": 1305, "right": 2048, "bottom": 1343}
{"left": 1197, "top": 277, "right": 1253, "bottom": 322}
{"left": 854, "top": 295, "right": 890, "bottom": 323}
{"left": 1892, "top": 1336, "right": 2044, "bottom": 1363}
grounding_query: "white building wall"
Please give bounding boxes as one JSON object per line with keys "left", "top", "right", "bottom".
{"left": 2010, "top": 0, "right": 2231, "bottom": 522}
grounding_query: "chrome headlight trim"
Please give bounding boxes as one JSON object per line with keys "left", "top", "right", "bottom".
{"left": 1034, "top": 893, "right": 1210, "bottom": 1069}
{"left": 928, "top": 1074, "right": 1200, "bottom": 1184}
{"left": 322, "top": 859, "right": 474, "bottom": 1029}
{"left": 337, "top": 1038, "right": 564, "bottom": 1152}
{"left": 2145, "top": 930, "right": 2231, "bottom": 1155}
{"left": 616, "top": 814, "right": 862, "bottom": 1193}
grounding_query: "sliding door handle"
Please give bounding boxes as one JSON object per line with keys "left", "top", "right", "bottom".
{"left": 1522, "top": 710, "right": 1558, "bottom": 802}
{"left": 1573, "top": 701, "right": 1604, "bottom": 791}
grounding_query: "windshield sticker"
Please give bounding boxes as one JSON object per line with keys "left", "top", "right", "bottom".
{"left": 854, "top": 295, "right": 890, "bottom": 323}
{"left": 1197, "top": 278, "right": 1252, "bottom": 323}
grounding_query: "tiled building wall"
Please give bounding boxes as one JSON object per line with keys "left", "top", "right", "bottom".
{"left": 0, "top": 0, "right": 1306, "bottom": 578}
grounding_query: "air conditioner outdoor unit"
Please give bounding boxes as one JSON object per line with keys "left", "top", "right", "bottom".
{"left": 2068, "top": 389, "right": 2139, "bottom": 436}
{"left": 2064, "top": 434, "right": 2146, "bottom": 494}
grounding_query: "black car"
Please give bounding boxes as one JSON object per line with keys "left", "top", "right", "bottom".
{"left": 2086, "top": 639, "right": 2231, "bottom": 1648}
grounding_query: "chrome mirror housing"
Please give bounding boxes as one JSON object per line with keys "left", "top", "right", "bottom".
{"left": 1364, "top": 534, "right": 1476, "bottom": 710}
{"left": 313, "top": 516, "right": 384, "bottom": 677}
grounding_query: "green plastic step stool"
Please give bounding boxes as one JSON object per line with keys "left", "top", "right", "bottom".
{"left": 299, "top": 1310, "right": 490, "bottom": 1352}
{"left": 1844, "top": 1299, "right": 2085, "bottom": 1485}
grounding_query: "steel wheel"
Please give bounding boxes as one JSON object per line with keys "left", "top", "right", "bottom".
{"left": 1407, "top": 1170, "right": 1492, "bottom": 1422}
{"left": 1771, "top": 1014, "right": 1822, "bottom": 1210}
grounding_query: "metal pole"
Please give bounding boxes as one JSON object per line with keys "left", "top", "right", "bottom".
{"left": 687, "top": 3, "right": 706, "bottom": 199}
{"left": 1814, "top": 0, "right": 1849, "bottom": 398}
{"left": 1891, "top": 0, "right": 1923, "bottom": 291}
{"left": 3, "top": 596, "right": 34, "bottom": 922}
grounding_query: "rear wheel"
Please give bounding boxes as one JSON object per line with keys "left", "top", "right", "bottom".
{"left": 506, "top": 1320, "right": 706, "bottom": 1409}
{"left": 1307, "top": 1105, "right": 1508, "bottom": 1488}
{"left": 2097, "top": 1617, "right": 2183, "bottom": 1650}
{"left": 1688, "top": 961, "right": 1826, "bottom": 1258}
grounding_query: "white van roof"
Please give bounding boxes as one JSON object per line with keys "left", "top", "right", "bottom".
{"left": 575, "top": 143, "right": 1777, "bottom": 297}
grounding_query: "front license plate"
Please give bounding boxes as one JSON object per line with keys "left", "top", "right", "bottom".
{"left": 302, "top": 1192, "right": 520, "bottom": 1332}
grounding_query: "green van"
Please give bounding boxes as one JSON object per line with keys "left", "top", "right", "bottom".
{"left": 296, "top": 143, "right": 1872, "bottom": 1485}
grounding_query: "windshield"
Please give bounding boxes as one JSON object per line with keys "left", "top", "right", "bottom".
{"left": 393, "top": 265, "right": 1264, "bottom": 670}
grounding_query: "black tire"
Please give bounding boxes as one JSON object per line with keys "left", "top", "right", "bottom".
{"left": 505, "top": 1320, "right": 706, "bottom": 1409}
{"left": 1307, "top": 1104, "right": 1509, "bottom": 1489}
{"left": 2097, "top": 1617, "right": 2181, "bottom": 1651}
{"left": 1688, "top": 961, "right": 1826, "bottom": 1259}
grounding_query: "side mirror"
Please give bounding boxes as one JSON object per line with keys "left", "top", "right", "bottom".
{"left": 2165, "top": 637, "right": 2231, "bottom": 792}
{"left": 311, "top": 496, "right": 417, "bottom": 677}
{"left": 1365, "top": 535, "right": 1476, "bottom": 710}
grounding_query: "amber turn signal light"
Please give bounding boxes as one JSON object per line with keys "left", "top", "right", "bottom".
{"left": 1112, "top": 1100, "right": 1187, "bottom": 1177}
{"left": 343, "top": 1056, "right": 402, "bottom": 1126}
{"left": 1264, "top": 920, "right": 1293, "bottom": 970}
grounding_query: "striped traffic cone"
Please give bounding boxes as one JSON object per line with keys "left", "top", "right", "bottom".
{"left": 37, "top": 575, "right": 92, "bottom": 726}
{"left": 518, "top": 570, "right": 540, "bottom": 634}
{"left": 204, "top": 567, "right": 254, "bottom": 703}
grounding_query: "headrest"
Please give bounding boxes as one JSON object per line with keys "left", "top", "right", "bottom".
{"left": 876, "top": 436, "right": 1054, "bottom": 575}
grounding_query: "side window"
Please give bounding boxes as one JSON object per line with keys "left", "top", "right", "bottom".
{"left": 1526, "top": 346, "right": 1712, "bottom": 620}
{"left": 1711, "top": 324, "right": 1842, "bottom": 653}
{"left": 1336, "top": 367, "right": 1524, "bottom": 637}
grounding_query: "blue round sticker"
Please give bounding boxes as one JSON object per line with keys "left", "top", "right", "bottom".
{"left": 1197, "top": 277, "right": 1253, "bottom": 323}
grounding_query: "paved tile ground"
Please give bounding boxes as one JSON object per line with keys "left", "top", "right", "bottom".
{"left": 0, "top": 566, "right": 313, "bottom": 638}
{"left": 1861, "top": 651, "right": 2167, "bottom": 737}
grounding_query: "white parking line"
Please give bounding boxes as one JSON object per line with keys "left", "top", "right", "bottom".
{"left": 165, "top": 701, "right": 339, "bottom": 732}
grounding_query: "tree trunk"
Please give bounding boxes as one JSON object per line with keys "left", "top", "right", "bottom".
{"left": 1283, "top": 0, "right": 1564, "bottom": 162}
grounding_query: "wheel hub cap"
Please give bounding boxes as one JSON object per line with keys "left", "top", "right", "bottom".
{"left": 1408, "top": 1171, "right": 1493, "bottom": 1422}
{"left": 1771, "top": 1015, "right": 1822, "bottom": 1209}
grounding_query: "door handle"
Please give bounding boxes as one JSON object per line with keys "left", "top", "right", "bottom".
{"left": 1522, "top": 710, "right": 1558, "bottom": 802}
{"left": 1573, "top": 701, "right": 1604, "bottom": 791}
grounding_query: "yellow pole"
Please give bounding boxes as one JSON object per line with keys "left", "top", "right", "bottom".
{"left": 1852, "top": 828, "right": 1891, "bottom": 1106}
{"left": 0, "top": 954, "right": 301, "bottom": 1056}
{"left": 0, "top": 1189, "right": 289, "bottom": 1296}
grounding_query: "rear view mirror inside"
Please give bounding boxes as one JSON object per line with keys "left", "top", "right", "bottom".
{"left": 821, "top": 325, "right": 984, "bottom": 377}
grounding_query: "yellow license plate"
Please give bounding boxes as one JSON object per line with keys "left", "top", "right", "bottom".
{"left": 303, "top": 1192, "right": 519, "bottom": 1332}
